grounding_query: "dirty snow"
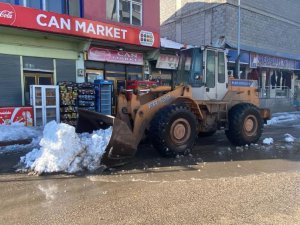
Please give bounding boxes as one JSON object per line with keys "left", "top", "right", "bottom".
{"left": 0, "top": 124, "right": 42, "bottom": 142}
{"left": 267, "top": 112, "right": 300, "bottom": 125}
{"left": 284, "top": 134, "right": 295, "bottom": 143}
{"left": 263, "top": 138, "right": 274, "bottom": 145}
{"left": 20, "top": 121, "right": 112, "bottom": 174}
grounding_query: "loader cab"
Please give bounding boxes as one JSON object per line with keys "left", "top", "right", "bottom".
{"left": 176, "top": 47, "right": 228, "bottom": 100}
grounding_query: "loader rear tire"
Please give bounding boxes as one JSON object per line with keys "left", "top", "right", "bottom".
{"left": 225, "top": 103, "right": 263, "bottom": 146}
{"left": 149, "top": 105, "right": 198, "bottom": 157}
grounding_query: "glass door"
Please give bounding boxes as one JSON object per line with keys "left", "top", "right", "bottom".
{"left": 33, "top": 86, "right": 43, "bottom": 126}
{"left": 24, "top": 73, "right": 53, "bottom": 106}
{"left": 205, "top": 50, "right": 217, "bottom": 100}
{"left": 24, "top": 75, "right": 36, "bottom": 106}
{"left": 45, "top": 87, "right": 59, "bottom": 123}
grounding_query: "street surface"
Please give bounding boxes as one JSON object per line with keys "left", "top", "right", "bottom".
{"left": 1, "top": 115, "right": 300, "bottom": 225}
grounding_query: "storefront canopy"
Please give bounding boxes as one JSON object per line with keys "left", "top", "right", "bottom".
{"left": 226, "top": 41, "right": 300, "bottom": 61}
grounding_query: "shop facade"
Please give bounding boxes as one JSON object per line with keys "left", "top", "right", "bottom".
{"left": 0, "top": 1, "right": 160, "bottom": 108}
{"left": 227, "top": 48, "right": 300, "bottom": 111}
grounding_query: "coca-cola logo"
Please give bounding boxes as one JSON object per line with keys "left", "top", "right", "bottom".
{"left": 0, "top": 3, "right": 16, "bottom": 25}
{"left": 0, "top": 10, "right": 14, "bottom": 19}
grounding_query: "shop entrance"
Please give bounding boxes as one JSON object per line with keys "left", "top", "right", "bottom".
{"left": 86, "top": 69, "right": 104, "bottom": 83}
{"left": 24, "top": 73, "right": 53, "bottom": 105}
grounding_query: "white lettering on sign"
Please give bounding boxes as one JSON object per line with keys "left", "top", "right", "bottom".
{"left": 148, "top": 95, "right": 172, "bottom": 109}
{"left": 75, "top": 21, "right": 86, "bottom": 32}
{"left": 36, "top": 14, "right": 47, "bottom": 26}
{"left": 37, "top": 14, "right": 71, "bottom": 30}
{"left": 74, "top": 21, "right": 127, "bottom": 39}
{"left": 0, "top": 10, "right": 13, "bottom": 19}
{"left": 0, "top": 111, "right": 11, "bottom": 115}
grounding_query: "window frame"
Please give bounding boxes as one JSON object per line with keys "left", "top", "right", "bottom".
{"left": 108, "top": 0, "right": 143, "bottom": 26}
{"left": 206, "top": 50, "right": 216, "bottom": 88}
{"left": 7, "top": 0, "right": 83, "bottom": 17}
{"left": 218, "top": 52, "right": 226, "bottom": 83}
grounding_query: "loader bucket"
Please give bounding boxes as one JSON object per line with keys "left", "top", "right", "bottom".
{"left": 76, "top": 109, "right": 137, "bottom": 167}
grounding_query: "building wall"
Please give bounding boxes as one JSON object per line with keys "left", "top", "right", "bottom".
{"left": 84, "top": 0, "right": 160, "bottom": 33}
{"left": 160, "top": 0, "right": 300, "bottom": 58}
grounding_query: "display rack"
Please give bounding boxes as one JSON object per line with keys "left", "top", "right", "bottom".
{"left": 77, "top": 82, "right": 95, "bottom": 111}
{"left": 58, "top": 81, "right": 78, "bottom": 126}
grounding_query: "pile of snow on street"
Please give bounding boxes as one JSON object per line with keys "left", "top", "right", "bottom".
{"left": 0, "top": 123, "right": 41, "bottom": 142}
{"left": 263, "top": 138, "right": 274, "bottom": 145}
{"left": 284, "top": 133, "right": 295, "bottom": 143}
{"left": 20, "top": 121, "right": 112, "bottom": 174}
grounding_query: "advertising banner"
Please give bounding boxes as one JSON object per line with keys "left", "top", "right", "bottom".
{"left": 250, "top": 53, "right": 295, "bottom": 70}
{"left": 88, "top": 47, "right": 144, "bottom": 65}
{"left": 0, "top": 2, "right": 159, "bottom": 48}
{"left": 156, "top": 54, "right": 179, "bottom": 70}
{"left": 0, "top": 107, "right": 33, "bottom": 126}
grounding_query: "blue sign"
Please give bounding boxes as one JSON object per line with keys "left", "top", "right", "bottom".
{"left": 227, "top": 50, "right": 250, "bottom": 64}
{"left": 295, "top": 61, "right": 300, "bottom": 70}
{"left": 230, "top": 80, "right": 257, "bottom": 87}
{"left": 250, "top": 53, "right": 295, "bottom": 70}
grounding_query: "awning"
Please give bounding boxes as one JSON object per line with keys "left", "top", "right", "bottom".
{"left": 226, "top": 41, "right": 300, "bottom": 61}
{"left": 227, "top": 50, "right": 250, "bottom": 64}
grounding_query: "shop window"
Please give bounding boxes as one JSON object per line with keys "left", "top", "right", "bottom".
{"left": 18, "top": 0, "right": 82, "bottom": 17}
{"left": 106, "top": 0, "right": 142, "bottom": 26}
{"left": 25, "top": 0, "right": 41, "bottom": 10}
{"left": 0, "top": 0, "right": 15, "bottom": 3}
{"left": 106, "top": 0, "right": 118, "bottom": 22}
{"left": 45, "top": 0, "right": 64, "bottom": 14}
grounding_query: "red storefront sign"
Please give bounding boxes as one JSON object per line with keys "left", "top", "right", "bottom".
{"left": 88, "top": 47, "right": 144, "bottom": 65}
{"left": 0, "top": 3, "right": 159, "bottom": 48}
{"left": 156, "top": 54, "right": 179, "bottom": 70}
{"left": 0, "top": 107, "right": 33, "bottom": 126}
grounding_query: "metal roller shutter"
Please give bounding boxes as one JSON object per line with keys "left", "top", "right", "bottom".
{"left": 0, "top": 54, "right": 22, "bottom": 106}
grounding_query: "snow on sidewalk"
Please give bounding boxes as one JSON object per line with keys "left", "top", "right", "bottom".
{"left": 0, "top": 123, "right": 42, "bottom": 142}
{"left": 267, "top": 112, "right": 300, "bottom": 125}
{"left": 19, "top": 121, "right": 112, "bottom": 174}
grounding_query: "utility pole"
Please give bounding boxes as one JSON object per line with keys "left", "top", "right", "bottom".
{"left": 235, "top": 0, "right": 241, "bottom": 79}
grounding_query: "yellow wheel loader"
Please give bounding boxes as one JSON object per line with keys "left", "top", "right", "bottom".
{"left": 76, "top": 46, "right": 271, "bottom": 166}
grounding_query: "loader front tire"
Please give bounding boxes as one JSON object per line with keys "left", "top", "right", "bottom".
{"left": 225, "top": 103, "right": 263, "bottom": 146}
{"left": 149, "top": 105, "right": 198, "bottom": 157}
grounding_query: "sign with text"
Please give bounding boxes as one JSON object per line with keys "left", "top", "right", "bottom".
{"left": 0, "top": 3, "right": 159, "bottom": 48}
{"left": 250, "top": 53, "right": 295, "bottom": 70}
{"left": 0, "top": 107, "right": 33, "bottom": 126}
{"left": 88, "top": 47, "right": 144, "bottom": 65}
{"left": 156, "top": 54, "right": 179, "bottom": 70}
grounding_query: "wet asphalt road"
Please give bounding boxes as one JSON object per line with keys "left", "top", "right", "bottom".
{"left": 1, "top": 117, "right": 300, "bottom": 225}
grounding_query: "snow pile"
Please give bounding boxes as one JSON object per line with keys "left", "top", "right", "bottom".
{"left": 0, "top": 124, "right": 42, "bottom": 142}
{"left": 267, "top": 112, "right": 300, "bottom": 125}
{"left": 284, "top": 133, "right": 295, "bottom": 143}
{"left": 263, "top": 138, "right": 274, "bottom": 145}
{"left": 20, "top": 121, "right": 112, "bottom": 174}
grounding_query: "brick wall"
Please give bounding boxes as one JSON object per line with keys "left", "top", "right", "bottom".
{"left": 160, "top": 0, "right": 300, "bottom": 58}
{"left": 225, "top": 2, "right": 300, "bottom": 57}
